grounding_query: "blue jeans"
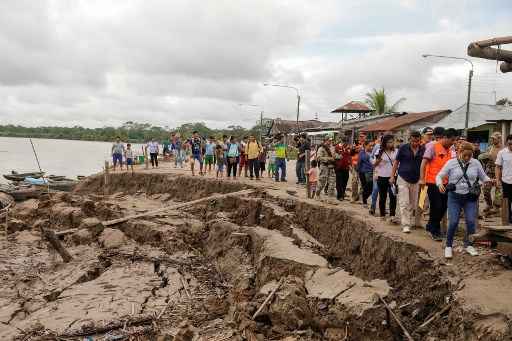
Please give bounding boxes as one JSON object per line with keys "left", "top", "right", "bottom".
{"left": 112, "top": 153, "right": 123, "bottom": 165}
{"left": 371, "top": 180, "right": 379, "bottom": 210}
{"left": 275, "top": 158, "right": 287, "bottom": 181}
{"left": 296, "top": 159, "right": 305, "bottom": 183}
{"left": 174, "top": 149, "right": 184, "bottom": 167}
{"left": 446, "top": 192, "right": 477, "bottom": 247}
{"left": 371, "top": 178, "right": 394, "bottom": 210}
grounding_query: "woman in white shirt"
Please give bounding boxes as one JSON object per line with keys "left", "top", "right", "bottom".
{"left": 373, "top": 135, "right": 397, "bottom": 219}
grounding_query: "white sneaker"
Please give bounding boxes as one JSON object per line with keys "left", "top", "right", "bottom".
{"left": 402, "top": 226, "right": 411, "bottom": 233}
{"left": 465, "top": 245, "right": 479, "bottom": 256}
{"left": 444, "top": 247, "right": 453, "bottom": 259}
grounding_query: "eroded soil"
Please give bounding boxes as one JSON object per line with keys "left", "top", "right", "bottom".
{"left": 1, "top": 172, "right": 511, "bottom": 340}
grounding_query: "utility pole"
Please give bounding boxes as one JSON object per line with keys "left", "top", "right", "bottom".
{"left": 260, "top": 110, "right": 263, "bottom": 143}
{"left": 296, "top": 93, "right": 301, "bottom": 128}
{"left": 465, "top": 69, "right": 473, "bottom": 137}
{"left": 263, "top": 83, "right": 301, "bottom": 131}
{"left": 422, "top": 54, "right": 474, "bottom": 137}
{"left": 238, "top": 103, "right": 264, "bottom": 143}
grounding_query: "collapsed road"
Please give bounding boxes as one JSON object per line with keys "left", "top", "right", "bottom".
{"left": 1, "top": 172, "right": 511, "bottom": 340}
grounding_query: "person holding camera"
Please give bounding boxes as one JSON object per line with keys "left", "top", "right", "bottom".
{"left": 373, "top": 134, "right": 397, "bottom": 220}
{"left": 436, "top": 142, "right": 491, "bottom": 258}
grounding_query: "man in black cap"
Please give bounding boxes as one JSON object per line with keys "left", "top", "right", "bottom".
{"left": 421, "top": 127, "right": 434, "bottom": 145}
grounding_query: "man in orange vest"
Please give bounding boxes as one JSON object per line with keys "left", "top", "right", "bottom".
{"left": 419, "top": 128, "right": 458, "bottom": 240}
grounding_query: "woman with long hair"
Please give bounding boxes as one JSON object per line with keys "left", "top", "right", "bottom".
{"left": 373, "top": 134, "right": 397, "bottom": 219}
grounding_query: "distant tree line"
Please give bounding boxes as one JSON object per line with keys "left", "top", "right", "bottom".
{"left": 0, "top": 121, "right": 263, "bottom": 143}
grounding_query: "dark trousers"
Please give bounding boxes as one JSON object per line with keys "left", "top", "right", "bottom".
{"left": 248, "top": 158, "right": 260, "bottom": 178}
{"left": 150, "top": 153, "right": 158, "bottom": 167}
{"left": 502, "top": 182, "right": 512, "bottom": 223}
{"left": 296, "top": 159, "right": 306, "bottom": 183}
{"left": 359, "top": 172, "right": 373, "bottom": 204}
{"left": 335, "top": 168, "right": 350, "bottom": 200}
{"left": 227, "top": 158, "right": 238, "bottom": 177}
{"left": 377, "top": 176, "right": 396, "bottom": 217}
{"left": 427, "top": 183, "right": 448, "bottom": 235}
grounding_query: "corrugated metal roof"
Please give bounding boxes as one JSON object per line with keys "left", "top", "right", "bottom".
{"left": 331, "top": 101, "right": 372, "bottom": 113}
{"left": 435, "top": 103, "right": 512, "bottom": 130}
{"left": 269, "top": 118, "right": 339, "bottom": 134}
{"left": 362, "top": 110, "right": 451, "bottom": 132}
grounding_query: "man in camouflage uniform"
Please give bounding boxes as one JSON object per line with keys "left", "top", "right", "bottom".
{"left": 316, "top": 136, "right": 336, "bottom": 197}
{"left": 479, "top": 132, "right": 502, "bottom": 214}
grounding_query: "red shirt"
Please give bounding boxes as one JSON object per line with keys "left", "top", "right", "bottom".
{"left": 335, "top": 143, "right": 352, "bottom": 170}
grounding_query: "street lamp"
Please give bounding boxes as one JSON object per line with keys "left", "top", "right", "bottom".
{"left": 263, "top": 83, "right": 301, "bottom": 130}
{"left": 238, "top": 103, "right": 264, "bottom": 143}
{"left": 422, "top": 54, "right": 474, "bottom": 137}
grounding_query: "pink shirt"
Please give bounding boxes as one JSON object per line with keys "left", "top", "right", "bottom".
{"left": 308, "top": 168, "right": 318, "bottom": 183}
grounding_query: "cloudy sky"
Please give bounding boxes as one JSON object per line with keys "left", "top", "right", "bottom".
{"left": 1, "top": 0, "right": 511, "bottom": 129}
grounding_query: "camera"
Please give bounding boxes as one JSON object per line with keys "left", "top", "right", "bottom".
{"left": 445, "top": 183, "right": 456, "bottom": 192}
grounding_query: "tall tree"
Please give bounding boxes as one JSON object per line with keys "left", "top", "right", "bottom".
{"left": 365, "top": 88, "right": 406, "bottom": 115}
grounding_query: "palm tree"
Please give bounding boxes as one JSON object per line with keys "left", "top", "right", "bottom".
{"left": 365, "top": 88, "right": 406, "bottom": 115}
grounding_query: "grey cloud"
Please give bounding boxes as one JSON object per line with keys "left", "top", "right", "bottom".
{"left": 0, "top": 1, "right": 510, "bottom": 129}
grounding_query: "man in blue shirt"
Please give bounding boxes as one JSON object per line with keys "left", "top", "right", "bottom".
{"left": 189, "top": 131, "right": 204, "bottom": 176}
{"left": 390, "top": 131, "right": 425, "bottom": 233}
{"left": 204, "top": 136, "right": 216, "bottom": 174}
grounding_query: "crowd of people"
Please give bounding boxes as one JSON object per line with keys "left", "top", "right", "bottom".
{"left": 110, "top": 132, "right": 294, "bottom": 181}
{"left": 110, "top": 128, "right": 512, "bottom": 259}
{"left": 312, "top": 127, "right": 512, "bottom": 259}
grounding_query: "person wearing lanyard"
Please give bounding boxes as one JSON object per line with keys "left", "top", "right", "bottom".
{"left": 436, "top": 142, "right": 491, "bottom": 258}
{"left": 373, "top": 134, "right": 397, "bottom": 220}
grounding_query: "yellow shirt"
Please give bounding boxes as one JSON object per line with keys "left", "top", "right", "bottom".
{"left": 246, "top": 141, "right": 261, "bottom": 159}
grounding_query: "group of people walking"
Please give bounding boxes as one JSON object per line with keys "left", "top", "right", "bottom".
{"left": 311, "top": 128, "right": 512, "bottom": 259}
{"left": 110, "top": 128, "right": 512, "bottom": 259}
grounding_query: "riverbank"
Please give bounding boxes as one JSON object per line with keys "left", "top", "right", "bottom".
{"left": 1, "top": 163, "right": 511, "bottom": 340}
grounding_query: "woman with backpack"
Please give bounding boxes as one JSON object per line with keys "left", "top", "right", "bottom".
{"left": 436, "top": 142, "right": 491, "bottom": 259}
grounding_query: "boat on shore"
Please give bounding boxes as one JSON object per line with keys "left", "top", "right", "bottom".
{"left": 3, "top": 171, "right": 45, "bottom": 182}
{"left": 25, "top": 177, "right": 79, "bottom": 192}
{"left": 0, "top": 183, "right": 41, "bottom": 201}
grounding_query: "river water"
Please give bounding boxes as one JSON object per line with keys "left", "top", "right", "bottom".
{"left": 0, "top": 137, "right": 145, "bottom": 183}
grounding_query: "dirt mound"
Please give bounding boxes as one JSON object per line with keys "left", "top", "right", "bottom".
{"left": 99, "top": 228, "right": 127, "bottom": 248}
{"left": 76, "top": 173, "right": 250, "bottom": 200}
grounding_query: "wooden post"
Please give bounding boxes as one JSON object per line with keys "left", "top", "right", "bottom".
{"left": 305, "top": 150, "right": 311, "bottom": 198}
{"left": 144, "top": 146, "right": 149, "bottom": 170}
{"left": 501, "top": 197, "right": 510, "bottom": 226}
{"left": 42, "top": 228, "right": 73, "bottom": 263}
{"left": 104, "top": 161, "right": 109, "bottom": 196}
